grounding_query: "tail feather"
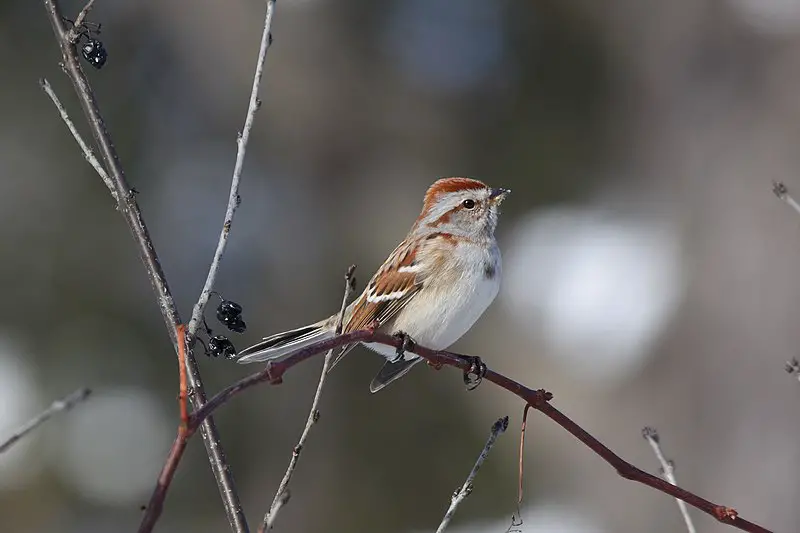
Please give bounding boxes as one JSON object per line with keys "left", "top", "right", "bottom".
{"left": 237, "top": 323, "right": 333, "bottom": 363}
{"left": 369, "top": 357, "right": 422, "bottom": 393}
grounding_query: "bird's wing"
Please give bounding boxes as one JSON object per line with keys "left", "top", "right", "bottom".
{"left": 344, "top": 238, "right": 424, "bottom": 333}
{"left": 327, "top": 238, "right": 426, "bottom": 369}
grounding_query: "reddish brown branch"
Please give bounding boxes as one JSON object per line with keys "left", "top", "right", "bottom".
{"left": 188, "top": 330, "right": 772, "bottom": 533}
{"left": 177, "top": 325, "right": 189, "bottom": 432}
{"left": 138, "top": 431, "right": 192, "bottom": 533}
{"left": 138, "top": 325, "right": 197, "bottom": 533}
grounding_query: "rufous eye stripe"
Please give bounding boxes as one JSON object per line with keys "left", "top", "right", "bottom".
{"left": 423, "top": 177, "right": 486, "bottom": 205}
{"left": 420, "top": 177, "right": 487, "bottom": 218}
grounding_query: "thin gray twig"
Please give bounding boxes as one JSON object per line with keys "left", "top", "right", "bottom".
{"left": 0, "top": 388, "right": 91, "bottom": 454}
{"left": 41, "top": 1, "right": 248, "bottom": 530}
{"left": 187, "top": 0, "right": 276, "bottom": 339}
{"left": 39, "top": 78, "right": 115, "bottom": 200}
{"left": 436, "top": 416, "right": 509, "bottom": 533}
{"left": 642, "top": 427, "right": 697, "bottom": 533}
{"left": 261, "top": 265, "right": 356, "bottom": 532}
{"left": 67, "top": 0, "right": 95, "bottom": 42}
{"left": 773, "top": 184, "right": 800, "bottom": 383}
{"left": 785, "top": 358, "right": 800, "bottom": 382}
{"left": 773, "top": 181, "right": 800, "bottom": 216}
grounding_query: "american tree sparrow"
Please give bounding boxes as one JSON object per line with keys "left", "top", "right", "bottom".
{"left": 237, "top": 177, "right": 510, "bottom": 392}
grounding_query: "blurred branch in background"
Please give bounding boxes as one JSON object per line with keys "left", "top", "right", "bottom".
{"left": 772, "top": 183, "right": 800, "bottom": 385}
{"left": 191, "top": 330, "right": 773, "bottom": 533}
{"left": 0, "top": 387, "right": 91, "bottom": 454}
{"left": 260, "top": 265, "right": 356, "bottom": 532}
{"left": 436, "top": 416, "right": 509, "bottom": 533}
{"left": 773, "top": 181, "right": 800, "bottom": 217}
{"left": 785, "top": 358, "right": 800, "bottom": 382}
{"left": 642, "top": 427, "right": 697, "bottom": 533}
{"left": 39, "top": 0, "right": 278, "bottom": 530}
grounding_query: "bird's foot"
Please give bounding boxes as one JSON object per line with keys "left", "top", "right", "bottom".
{"left": 462, "top": 356, "right": 487, "bottom": 390}
{"left": 391, "top": 331, "right": 416, "bottom": 363}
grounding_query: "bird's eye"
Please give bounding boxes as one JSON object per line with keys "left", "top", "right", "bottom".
{"left": 462, "top": 199, "right": 476, "bottom": 209}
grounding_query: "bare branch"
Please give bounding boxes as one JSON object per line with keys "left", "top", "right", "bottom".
{"left": 773, "top": 181, "right": 800, "bottom": 216}
{"left": 188, "top": 330, "right": 772, "bottom": 533}
{"left": 177, "top": 325, "right": 190, "bottom": 431}
{"left": 268, "top": 490, "right": 290, "bottom": 523}
{"left": 39, "top": 78, "right": 115, "bottom": 200}
{"left": 785, "top": 357, "right": 800, "bottom": 382}
{"left": 436, "top": 416, "right": 509, "bottom": 533}
{"left": 67, "top": 0, "right": 96, "bottom": 42}
{"left": 0, "top": 388, "right": 91, "bottom": 454}
{"left": 507, "top": 402, "right": 533, "bottom": 531}
{"left": 139, "top": 326, "right": 194, "bottom": 533}
{"left": 774, "top": 184, "right": 800, "bottom": 384}
{"left": 642, "top": 427, "right": 697, "bottom": 533}
{"left": 517, "top": 403, "right": 532, "bottom": 505}
{"left": 187, "top": 0, "right": 277, "bottom": 340}
{"left": 260, "top": 265, "right": 356, "bottom": 532}
{"left": 41, "top": 1, "right": 248, "bottom": 530}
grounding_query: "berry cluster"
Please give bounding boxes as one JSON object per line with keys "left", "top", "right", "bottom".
{"left": 199, "top": 293, "right": 246, "bottom": 359}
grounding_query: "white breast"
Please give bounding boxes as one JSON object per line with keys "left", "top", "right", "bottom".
{"left": 364, "top": 240, "right": 501, "bottom": 360}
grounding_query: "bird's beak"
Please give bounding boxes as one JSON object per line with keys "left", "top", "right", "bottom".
{"left": 489, "top": 187, "right": 511, "bottom": 203}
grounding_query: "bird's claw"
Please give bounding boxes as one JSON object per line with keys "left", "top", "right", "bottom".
{"left": 391, "top": 331, "right": 415, "bottom": 363}
{"left": 462, "top": 356, "right": 487, "bottom": 390}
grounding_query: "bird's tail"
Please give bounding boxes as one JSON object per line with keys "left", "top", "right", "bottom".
{"left": 236, "top": 321, "right": 333, "bottom": 364}
{"left": 369, "top": 357, "right": 423, "bottom": 393}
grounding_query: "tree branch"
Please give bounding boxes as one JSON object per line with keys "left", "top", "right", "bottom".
{"left": 260, "top": 265, "right": 356, "bottom": 532}
{"left": 186, "top": 0, "right": 276, "bottom": 340}
{"left": 436, "top": 416, "right": 509, "bottom": 533}
{"left": 0, "top": 388, "right": 91, "bottom": 454}
{"left": 513, "top": 402, "right": 533, "bottom": 527}
{"left": 188, "top": 330, "right": 772, "bottom": 533}
{"left": 40, "top": 78, "right": 114, "bottom": 198}
{"left": 67, "top": 0, "right": 96, "bottom": 42}
{"left": 773, "top": 181, "right": 800, "bottom": 217}
{"left": 138, "top": 326, "right": 193, "bottom": 533}
{"left": 642, "top": 427, "right": 697, "bottom": 533}
{"left": 41, "top": 1, "right": 250, "bottom": 530}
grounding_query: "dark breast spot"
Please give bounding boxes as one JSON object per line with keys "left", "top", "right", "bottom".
{"left": 483, "top": 262, "right": 496, "bottom": 279}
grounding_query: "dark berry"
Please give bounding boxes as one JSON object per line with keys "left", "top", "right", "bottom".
{"left": 81, "top": 38, "right": 107, "bottom": 69}
{"left": 216, "top": 300, "right": 246, "bottom": 333}
{"left": 208, "top": 335, "right": 236, "bottom": 359}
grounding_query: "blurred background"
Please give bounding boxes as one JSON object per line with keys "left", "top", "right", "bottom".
{"left": 1, "top": 0, "right": 799, "bottom": 531}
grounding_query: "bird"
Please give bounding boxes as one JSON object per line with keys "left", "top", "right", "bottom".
{"left": 236, "top": 177, "right": 510, "bottom": 392}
